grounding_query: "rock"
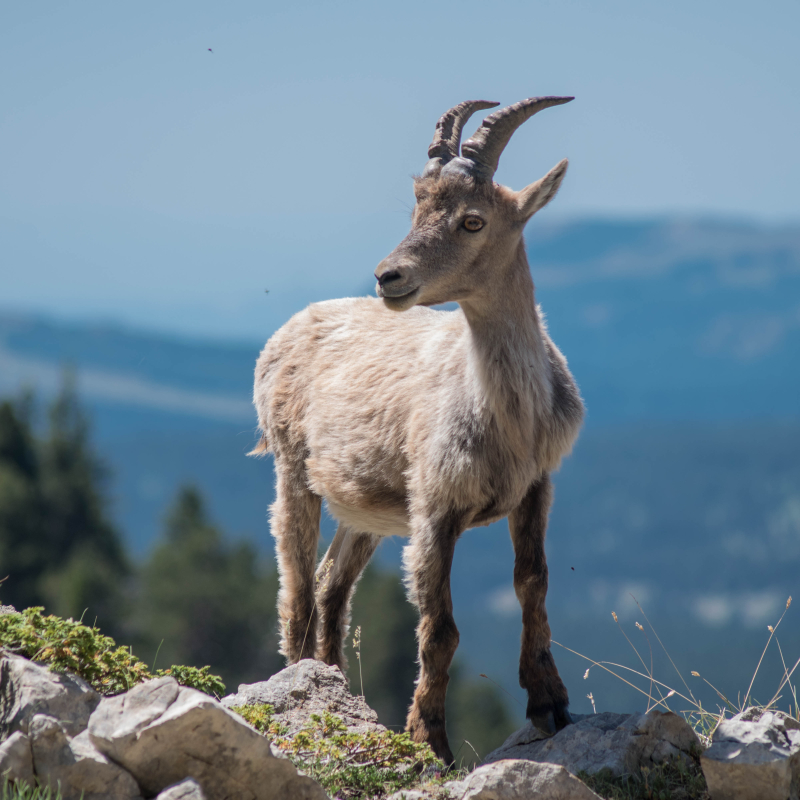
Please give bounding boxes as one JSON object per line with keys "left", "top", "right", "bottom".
{"left": 0, "top": 730, "right": 34, "bottom": 786}
{"left": 0, "top": 652, "right": 100, "bottom": 739}
{"left": 222, "top": 658, "right": 384, "bottom": 735}
{"left": 386, "top": 760, "right": 602, "bottom": 800}
{"left": 156, "top": 779, "right": 207, "bottom": 800}
{"left": 29, "top": 714, "right": 142, "bottom": 800}
{"left": 701, "top": 706, "right": 800, "bottom": 800}
{"left": 483, "top": 709, "right": 701, "bottom": 777}
{"left": 89, "top": 676, "right": 327, "bottom": 800}
{"left": 0, "top": 605, "right": 16, "bottom": 616}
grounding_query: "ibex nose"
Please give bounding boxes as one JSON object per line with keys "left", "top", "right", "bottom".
{"left": 375, "top": 258, "right": 418, "bottom": 300}
{"left": 374, "top": 262, "right": 405, "bottom": 289}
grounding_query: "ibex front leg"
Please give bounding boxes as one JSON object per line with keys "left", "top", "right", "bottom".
{"left": 271, "top": 468, "right": 321, "bottom": 663}
{"left": 509, "top": 474, "right": 572, "bottom": 734}
{"left": 403, "top": 511, "right": 462, "bottom": 765}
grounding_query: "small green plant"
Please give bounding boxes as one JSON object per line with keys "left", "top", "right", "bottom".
{"left": 352, "top": 625, "right": 364, "bottom": 698}
{"left": 229, "top": 702, "right": 289, "bottom": 738}
{"left": 153, "top": 664, "right": 226, "bottom": 697}
{"left": 1, "top": 782, "right": 61, "bottom": 800}
{"left": 230, "top": 705, "right": 444, "bottom": 799}
{"left": 0, "top": 607, "right": 225, "bottom": 696}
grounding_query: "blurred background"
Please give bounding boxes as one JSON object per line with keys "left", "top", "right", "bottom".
{"left": 2, "top": 0, "right": 799, "bottom": 765}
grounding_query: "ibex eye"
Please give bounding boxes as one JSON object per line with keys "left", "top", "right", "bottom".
{"left": 463, "top": 216, "right": 484, "bottom": 232}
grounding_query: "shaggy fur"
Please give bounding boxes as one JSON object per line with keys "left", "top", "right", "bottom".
{"left": 253, "top": 105, "right": 584, "bottom": 764}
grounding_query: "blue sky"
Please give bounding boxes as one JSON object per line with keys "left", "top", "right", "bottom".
{"left": 2, "top": 0, "right": 799, "bottom": 340}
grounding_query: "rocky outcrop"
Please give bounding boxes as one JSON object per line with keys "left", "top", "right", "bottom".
{"left": 222, "top": 658, "right": 384, "bottom": 735}
{"left": 701, "top": 706, "right": 800, "bottom": 800}
{"left": 0, "top": 653, "right": 325, "bottom": 799}
{"left": 89, "top": 675, "right": 327, "bottom": 800}
{"left": 483, "top": 709, "right": 700, "bottom": 777}
{"left": 11, "top": 645, "right": 800, "bottom": 800}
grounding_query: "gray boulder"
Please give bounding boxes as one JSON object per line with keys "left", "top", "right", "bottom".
{"left": 29, "top": 714, "right": 142, "bottom": 800}
{"left": 448, "top": 760, "right": 603, "bottom": 799}
{"left": 222, "top": 658, "right": 384, "bottom": 735}
{"left": 156, "top": 779, "right": 207, "bottom": 800}
{"left": 89, "top": 676, "right": 327, "bottom": 800}
{"left": 0, "top": 730, "right": 34, "bottom": 786}
{"left": 483, "top": 709, "right": 700, "bottom": 777}
{"left": 701, "top": 706, "right": 800, "bottom": 800}
{"left": 386, "top": 760, "right": 602, "bottom": 800}
{"left": 0, "top": 652, "right": 100, "bottom": 739}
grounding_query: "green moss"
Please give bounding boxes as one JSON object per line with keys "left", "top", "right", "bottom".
{"left": 0, "top": 607, "right": 225, "bottom": 696}
{"left": 577, "top": 754, "right": 710, "bottom": 800}
{"left": 230, "top": 705, "right": 447, "bottom": 799}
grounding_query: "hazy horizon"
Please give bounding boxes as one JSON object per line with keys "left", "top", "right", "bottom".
{"left": 3, "top": 0, "right": 799, "bottom": 340}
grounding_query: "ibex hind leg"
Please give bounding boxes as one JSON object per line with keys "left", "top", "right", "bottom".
{"left": 316, "top": 525, "right": 379, "bottom": 670}
{"left": 271, "top": 471, "right": 322, "bottom": 663}
{"left": 509, "top": 474, "right": 572, "bottom": 734}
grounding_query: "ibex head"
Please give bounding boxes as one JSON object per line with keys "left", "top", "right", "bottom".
{"left": 375, "top": 97, "right": 573, "bottom": 311}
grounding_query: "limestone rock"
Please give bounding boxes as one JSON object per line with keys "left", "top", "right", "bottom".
{"left": 483, "top": 709, "right": 700, "bottom": 777}
{"left": 157, "top": 779, "right": 207, "bottom": 800}
{"left": 89, "top": 676, "right": 327, "bottom": 800}
{"left": 0, "top": 652, "right": 100, "bottom": 739}
{"left": 386, "top": 760, "right": 602, "bottom": 800}
{"left": 0, "top": 730, "right": 34, "bottom": 786}
{"left": 701, "top": 706, "right": 800, "bottom": 800}
{"left": 29, "top": 714, "right": 142, "bottom": 800}
{"left": 455, "top": 760, "right": 602, "bottom": 799}
{"left": 222, "top": 658, "right": 384, "bottom": 735}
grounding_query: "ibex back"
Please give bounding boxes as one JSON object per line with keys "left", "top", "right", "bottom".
{"left": 253, "top": 97, "right": 584, "bottom": 764}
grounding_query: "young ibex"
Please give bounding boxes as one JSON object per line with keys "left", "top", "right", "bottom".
{"left": 253, "top": 97, "right": 584, "bottom": 763}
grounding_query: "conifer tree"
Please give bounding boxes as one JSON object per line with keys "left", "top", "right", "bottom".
{"left": 136, "top": 486, "right": 282, "bottom": 688}
{"left": 0, "top": 394, "right": 44, "bottom": 609}
{"left": 0, "top": 379, "right": 128, "bottom": 631}
{"left": 37, "top": 375, "right": 129, "bottom": 631}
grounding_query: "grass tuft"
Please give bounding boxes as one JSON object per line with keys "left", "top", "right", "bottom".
{"left": 578, "top": 754, "right": 709, "bottom": 800}
{"left": 1, "top": 783, "right": 61, "bottom": 800}
{"left": 0, "top": 607, "right": 225, "bottom": 696}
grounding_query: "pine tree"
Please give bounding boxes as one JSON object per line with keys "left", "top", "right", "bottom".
{"left": 0, "top": 394, "right": 45, "bottom": 609}
{"left": 0, "top": 379, "right": 128, "bottom": 631}
{"left": 135, "top": 486, "right": 282, "bottom": 689}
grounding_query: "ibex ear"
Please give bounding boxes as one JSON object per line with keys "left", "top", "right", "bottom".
{"left": 515, "top": 159, "right": 569, "bottom": 222}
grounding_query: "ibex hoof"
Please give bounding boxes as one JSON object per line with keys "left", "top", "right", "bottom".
{"left": 528, "top": 702, "right": 572, "bottom": 736}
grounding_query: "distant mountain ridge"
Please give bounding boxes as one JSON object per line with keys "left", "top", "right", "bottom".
{"left": 3, "top": 217, "right": 798, "bottom": 425}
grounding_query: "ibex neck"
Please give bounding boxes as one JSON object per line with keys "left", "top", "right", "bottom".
{"left": 459, "top": 243, "right": 552, "bottom": 422}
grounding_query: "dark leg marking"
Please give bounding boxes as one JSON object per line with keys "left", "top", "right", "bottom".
{"left": 403, "top": 510, "right": 463, "bottom": 765}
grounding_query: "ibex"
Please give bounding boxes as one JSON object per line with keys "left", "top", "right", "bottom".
{"left": 253, "top": 96, "right": 584, "bottom": 764}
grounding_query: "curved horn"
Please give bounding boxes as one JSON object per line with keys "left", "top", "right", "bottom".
{"left": 460, "top": 96, "right": 574, "bottom": 181}
{"left": 423, "top": 100, "right": 499, "bottom": 176}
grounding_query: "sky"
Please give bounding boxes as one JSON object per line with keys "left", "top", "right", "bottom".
{"left": 2, "top": 0, "right": 799, "bottom": 341}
